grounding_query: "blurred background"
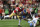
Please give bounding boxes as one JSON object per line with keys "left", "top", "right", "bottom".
{"left": 0, "top": 0, "right": 40, "bottom": 19}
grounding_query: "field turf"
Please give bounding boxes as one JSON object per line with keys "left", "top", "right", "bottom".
{"left": 0, "top": 19, "right": 40, "bottom": 27}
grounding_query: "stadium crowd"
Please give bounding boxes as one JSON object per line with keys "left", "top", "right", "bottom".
{"left": 0, "top": 0, "right": 40, "bottom": 19}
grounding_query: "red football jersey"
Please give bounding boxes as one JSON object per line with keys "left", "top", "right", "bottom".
{"left": 13, "top": 7, "right": 24, "bottom": 13}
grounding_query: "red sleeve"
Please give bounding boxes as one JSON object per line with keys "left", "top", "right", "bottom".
{"left": 15, "top": 7, "right": 19, "bottom": 11}
{"left": 14, "top": 10, "right": 17, "bottom": 13}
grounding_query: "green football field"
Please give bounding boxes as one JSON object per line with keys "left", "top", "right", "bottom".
{"left": 0, "top": 19, "right": 40, "bottom": 27}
